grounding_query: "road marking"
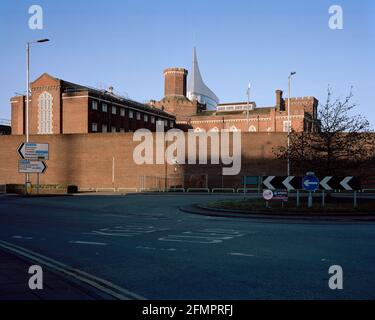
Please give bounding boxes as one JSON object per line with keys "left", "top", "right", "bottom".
{"left": 136, "top": 246, "right": 177, "bottom": 252}
{"left": 159, "top": 228, "right": 246, "bottom": 244}
{"left": 69, "top": 241, "right": 108, "bottom": 246}
{"left": 12, "top": 235, "right": 33, "bottom": 240}
{"left": 85, "top": 225, "right": 168, "bottom": 238}
{"left": 0, "top": 240, "right": 146, "bottom": 300}
{"left": 228, "top": 252, "right": 255, "bottom": 257}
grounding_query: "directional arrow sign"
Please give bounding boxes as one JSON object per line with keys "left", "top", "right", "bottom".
{"left": 302, "top": 175, "right": 319, "bottom": 192}
{"left": 340, "top": 177, "right": 357, "bottom": 191}
{"left": 18, "top": 160, "right": 47, "bottom": 174}
{"left": 282, "top": 176, "right": 295, "bottom": 191}
{"left": 262, "top": 176, "right": 302, "bottom": 190}
{"left": 18, "top": 142, "right": 49, "bottom": 160}
{"left": 320, "top": 176, "right": 333, "bottom": 191}
{"left": 263, "top": 176, "right": 275, "bottom": 190}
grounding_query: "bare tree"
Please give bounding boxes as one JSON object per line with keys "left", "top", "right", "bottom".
{"left": 276, "top": 87, "right": 374, "bottom": 176}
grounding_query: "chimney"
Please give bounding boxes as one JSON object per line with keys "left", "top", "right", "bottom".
{"left": 108, "top": 86, "right": 114, "bottom": 94}
{"left": 163, "top": 68, "right": 188, "bottom": 97}
{"left": 276, "top": 90, "right": 285, "bottom": 111}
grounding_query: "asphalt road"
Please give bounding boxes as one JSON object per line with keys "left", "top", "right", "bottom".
{"left": 0, "top": 194, "right": 375, "bottom": 300}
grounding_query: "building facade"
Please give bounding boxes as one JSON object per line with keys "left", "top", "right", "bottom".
{"left": 151, "top": 67, "right": 319, "bottom": 133}
{"left": 11, "top": 73, "right": 176, "bottom": 136}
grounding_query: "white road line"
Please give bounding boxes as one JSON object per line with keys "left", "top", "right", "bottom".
{"left": 12, "top": 235, "right": 33, "bottom": 240}
{"left": 0, "top": 240, "right": 145, "bottom": 300}
{"left": 69, "top": 241, "right": 108, "bottom": 246}
{"left": 228, "top": 252, "right": 255, "bottom": 257}
{"left": 158, "top": 237, "right": 222, "bottom": 244}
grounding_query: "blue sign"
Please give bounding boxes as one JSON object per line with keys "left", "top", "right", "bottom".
{"left": 302, "top": 175, "right": 320, "bottom": 192}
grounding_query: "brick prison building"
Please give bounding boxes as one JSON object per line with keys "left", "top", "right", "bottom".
{"left": 6, "top": 50, "right": 362, "bottom": 191}
{"left": 150, "top": 49, "right": 319, "bottom": 133}
{"left": 10, "top": 73, "right": 176, "bottom": 136}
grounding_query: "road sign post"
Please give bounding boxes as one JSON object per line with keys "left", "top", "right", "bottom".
{"left": 303, "top": 173, "right": 319, "bottom": 209}
{"left": 17, "top": 143, "right": 49, "bottom": 195}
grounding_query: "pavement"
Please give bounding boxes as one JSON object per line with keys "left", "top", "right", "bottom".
{"left": 0, "top": 193, "right": 375, "bottom": 300}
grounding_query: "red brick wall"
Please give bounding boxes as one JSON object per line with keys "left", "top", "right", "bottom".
{"left": 1, "top": 133, "right": 374, "bottom": 189}
{"left": 10, "top": 96, "right": 25, "bottom": 135}
{"left": 0, "top": 132, "right": 287, "bottom": 188}
{"left": 63, "top": 96, "right": 89, "bottom": 134}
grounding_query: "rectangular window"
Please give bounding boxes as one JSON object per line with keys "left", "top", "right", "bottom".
{"left": 92, "top": 100, "right": 98, "bottom": 110}
{"left": 129, "top": 110, "right": 134, "bottom": 118}
{"left": 136, "top": 112, "right": 141, "bottom": 120}
{"left": 170, "top": 121, "right": 174, "bottom": 128}
{"left": 144, "top": 114, "right": 148, "bottom": 122}
{"left": 151, "top": 116, "right": 155, "bottom": 124}
{"left": 120, "top": 128, "right": 125, "bottom": 133}
{"left": 283, "top": 121, "right": 291, "bottom": 133}
{"left": 120, "top": 109, "right": 125, "bottom": 117}
{"left": 102, "top": 103, "right": 108, "bottom": 112}
{"left": 102, "top": 124, "right": 107, "bottom": 133}
{"left": 164, "top": 120, "right": 168, "bottom": 127}
{"left": 92, "top": 123, "right": 98, "bottom": 132}
{"left": 112, "top": 106, "right": 117, "bottom": 115}
{"left": 111, "top": 126, "right": 116, "bottom": 133}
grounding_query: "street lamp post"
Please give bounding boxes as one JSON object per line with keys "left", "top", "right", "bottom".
{"left": 25, "top": 39, "right": 49, "bottom": 194}
{"left": 246, "top": 82, "right": 251, "bottom": 130}
{"left": 287, "top": 72, "right": 296, "bottom": 177}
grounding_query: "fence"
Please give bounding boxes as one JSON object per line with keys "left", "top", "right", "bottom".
{"left": 139, "top": 174, "right": 208, "bottom": 192}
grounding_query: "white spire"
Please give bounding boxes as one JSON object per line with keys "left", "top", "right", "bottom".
{"left": 187, "top": 48, "right": 219, "bottom": 109}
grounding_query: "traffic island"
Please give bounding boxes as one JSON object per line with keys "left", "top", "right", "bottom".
{"left": 180, "top": 198, "right": 375, "bottom": 221}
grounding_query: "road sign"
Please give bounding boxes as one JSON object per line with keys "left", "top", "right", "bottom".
{"left": 303, "top": 175, "right": 319, "bottom": 192}
{"left": 263, "top": 189, "right": 274, "bottom": 201}
{"left": 18, "top": 160, "right": 47, "bottom": 174}
{"left": 262, "top": 176, "right": 302, "bottom": 190}
{"left": 273, "top": 190, "right": 288, "bottom": 202}
{"left": 319, "top": 176, "right": 361, "bottom": 191}
{"left": 18, "top": 143, "right": 49, "bottom": 160}
{"left": 262, "top": 176, "right": 361, "bottom": 191}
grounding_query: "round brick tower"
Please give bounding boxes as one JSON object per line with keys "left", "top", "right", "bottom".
{"left": 163, "top": 68, "right": 188, "bottom": 97}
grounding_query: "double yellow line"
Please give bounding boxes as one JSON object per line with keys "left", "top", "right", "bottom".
{"left": 0, "top": 240, "right": 146, "bottom": 300}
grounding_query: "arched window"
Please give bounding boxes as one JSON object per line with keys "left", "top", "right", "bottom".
{"left": 229, "top": 126, "right": 239, "bottom": 132}
{"left": 248, "top": 125, "right": 257, "bottom": 132}
{"left": 38, "top": 92, "right": 53, "bottom": 134}
{"left": 194, "top": 127, "right": 205, "bottom": 133}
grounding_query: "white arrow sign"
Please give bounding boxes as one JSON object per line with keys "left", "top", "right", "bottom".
{"left": 320, "top": 176, "right": 333, "bottom": 190}
{"left": 282, "top": 176, "right": 295, "bottom": 190}
{"left": 263, "top": 176, "right": 275, "bottom": 190}
{"left": 18, "top": 142, "right": 49, "bottom": 160}
{"left": 18, "top": 160, "right": 47, "bottom": 174}
{"left": 340, "top": 176, "right": 353, "bottom": 191}
{"left": 304, "top": 180, "right": 319, "bottom": 187}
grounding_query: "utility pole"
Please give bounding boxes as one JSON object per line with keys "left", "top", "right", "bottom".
{"left": 287, "top": 72, "right": 296, "bottom": 176}
{"left": 25, "top": 39, "right": 50, "bottom": 195}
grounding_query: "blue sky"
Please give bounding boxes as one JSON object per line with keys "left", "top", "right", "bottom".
{"left": 0, "top": 0, "right": 374, "bottom": 125}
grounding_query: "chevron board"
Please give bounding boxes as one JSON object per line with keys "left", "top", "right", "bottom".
{"left": 262, "top": 176, "right": 361, "bottom": 191}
